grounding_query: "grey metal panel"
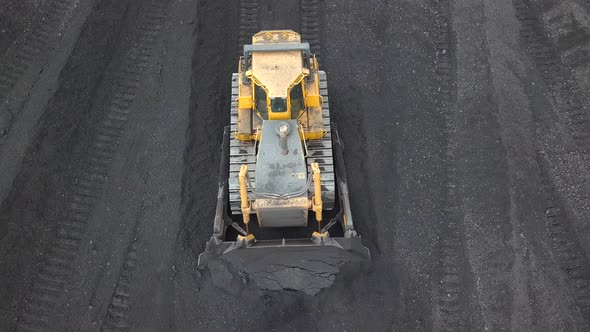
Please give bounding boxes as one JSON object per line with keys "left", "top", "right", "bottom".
{"left": 255, "top": 120, "right": 308, "bottom": 195}
{"left": 257, "top": 207, "right": 308, "bottom": 228}
{"left": 244, "top": 42, "right": 311, "bottom": 53}
{"left": 244, "top": 42, "right": 311, "bottom": 62}
{"left": 254, "top": 120, "right": 308, "bottom": 226}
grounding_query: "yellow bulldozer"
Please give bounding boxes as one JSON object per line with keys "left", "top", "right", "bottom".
{"left": 198, "top": 31, "right": 369, "bottom": 285}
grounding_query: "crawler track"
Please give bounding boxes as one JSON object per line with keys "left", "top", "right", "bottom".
{"left": 431, "top": 0, "right": 468, "bottom": 330}
{"left": 102, "top": 239, "right": 139, "bottom": 329}
{"left": 538, "top": 152, "right": 590, "bottom": 323}
{"left": 16, "top": 2, "right": 168, "bottom": 330}
{"left": 514, "top": 2, "right": 590, "bottom": 324}
{"left": 238, "top": 0, "right": 260, "bottom": 51}
{"left": 514, "top": 0, "right": 590, "bottom": 154}
{"left": 300, "top": 0, "right": 321, "bottom": 59}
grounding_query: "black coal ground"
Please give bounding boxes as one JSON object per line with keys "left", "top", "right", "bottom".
{"left": 1, "top": 0, "right": 590, "bottom": 330}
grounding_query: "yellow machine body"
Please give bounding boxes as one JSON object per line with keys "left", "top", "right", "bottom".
{"left": 236, "top": 30, "right": 325, "bottom": 141}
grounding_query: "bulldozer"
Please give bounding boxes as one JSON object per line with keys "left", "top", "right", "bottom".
{"left": 198, "top": 31, "right": 369, "bottom": 292}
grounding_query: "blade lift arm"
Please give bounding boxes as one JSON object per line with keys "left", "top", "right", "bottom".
{"left": 311, "top": 162, "right": 323, "bottom": 231}
{"left": 238, "top": 165, "right": 255, "bottom": 244}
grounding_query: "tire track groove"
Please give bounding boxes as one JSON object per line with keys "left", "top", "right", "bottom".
{"left": 300, "top": 0, "right": 321, "bottom": 58}
{"left": 514, "top": 0, "right": 590, "bottom": 154}
{"left": 238, "top": 0, "right": 260, "bottom": 52}
{"left": 102, "top": 240, "right": 138, "bottom": 330}
{"left": 432, "top": 0, "right": 467, "bottom": 330}
{"left": 537, "top": 152, "right": 590, "bottom": 323}
{"left": 98, "top": 1, "right": 170, "bottom": 329}
{"left": 0, "top": 0, "right": 79, "bottom": 105}
{"left": 16, "top": 1, "right": 169, "bottom": 330}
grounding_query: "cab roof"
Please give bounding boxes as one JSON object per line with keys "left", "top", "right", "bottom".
{"left": 245, "top": 30, "right": 310, "bottom": 98}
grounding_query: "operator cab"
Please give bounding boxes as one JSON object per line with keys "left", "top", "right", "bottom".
{"left": 243, "top": 30, "right": 313, "bottom": 121}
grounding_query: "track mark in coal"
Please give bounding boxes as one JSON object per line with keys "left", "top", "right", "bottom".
{"left": 238, "top": 0, "right": 260, "bottom": 52}
{"left": 182, "top": 0, "right": 239, "bottom": 253}
{"left": 432, "top": 0, "right": 468, "bottom": 330}
{"left": 300, "top": 0, "right": 321, "bottom": 58}
{"left": 537, "top": 152, "right": 590, "bottom": 323}
{"left": 0, "top": 0, "right": 79, "bottom": 106}
{"left": 514, "top": 0, "right": 590, "bottom": 154}
{"left": 102, "top": 238, "right": 138, "bottom": 329}
{"left": 16, "top": 1, "right": 169, "bottom": 330}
